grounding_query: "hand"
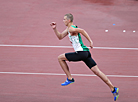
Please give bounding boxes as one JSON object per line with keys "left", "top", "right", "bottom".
{"left": 90, "top": 41, "right": 93, "bottom": 49}
{"left": 50, "top": 22, "right": 56, "bottom": 29}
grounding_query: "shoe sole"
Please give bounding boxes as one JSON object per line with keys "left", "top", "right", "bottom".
{"left": 61, "top": 82, "right": 74, "bottom": 86}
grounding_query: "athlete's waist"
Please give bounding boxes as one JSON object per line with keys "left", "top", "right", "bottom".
{"left": 75, "top": 51, "right": 89, "bottom": 53}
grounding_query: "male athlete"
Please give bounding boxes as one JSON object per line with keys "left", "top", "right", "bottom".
{"left": 50, "top": 13, "right": 119, "bottom": 101}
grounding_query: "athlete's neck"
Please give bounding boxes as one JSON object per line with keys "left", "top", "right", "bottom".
{"left": 67, "top": 22, "right": 73, "bottom": 28}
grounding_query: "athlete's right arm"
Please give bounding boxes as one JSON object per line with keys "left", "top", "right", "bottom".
{"left": 50, "top": 22, "right": 68, "bottom": 40}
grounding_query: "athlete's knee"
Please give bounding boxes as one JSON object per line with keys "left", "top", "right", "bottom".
{"left": 58, "top": 54, "right": 66, "bottom": 61}
{"left": 93, "top": 70, "right": 100, "bottom": 76}
{"left": 58, "top": 54, "right": 62, "bottom": 61}
{"left": 91, "top": 65, "right": 101, "bottom": 76}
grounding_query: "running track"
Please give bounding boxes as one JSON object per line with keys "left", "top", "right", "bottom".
{"left": 0, "top": 0, "right": 138, "bottom": 102}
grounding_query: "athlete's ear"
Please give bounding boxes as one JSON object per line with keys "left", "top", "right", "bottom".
{"left": 68, "top": 19, "right": 71, "bottom": 23}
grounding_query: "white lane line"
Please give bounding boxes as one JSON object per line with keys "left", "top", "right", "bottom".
{"left": 0, "top": 44, "right": 138, "bottom": 50}
{"left": 94, "top": 47, "right": 138, "bottom": 50}
{"left": 0, "top": 44, "right": 73, "bottom": 48}
{"left": 0, "top": 72, "right": 138, "bottom": 78}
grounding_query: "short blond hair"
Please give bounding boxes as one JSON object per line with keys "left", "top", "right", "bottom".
{"left": 64, "top": 13, "right": 73, "bottom": 22}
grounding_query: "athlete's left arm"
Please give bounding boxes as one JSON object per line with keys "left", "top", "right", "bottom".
{"left": 70, "top": 27, "right": 93, "bottom": 48}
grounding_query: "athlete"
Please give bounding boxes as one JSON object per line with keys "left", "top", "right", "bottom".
{"left": 50, "top": 13, "right": 119, "bottom": 101}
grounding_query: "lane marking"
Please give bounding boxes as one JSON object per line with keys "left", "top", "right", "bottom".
{"left": 0, "top": 72, "right": 138, "bottom": 78}
{"left": 0, "top": 44, "right": 138, "bottom": 50}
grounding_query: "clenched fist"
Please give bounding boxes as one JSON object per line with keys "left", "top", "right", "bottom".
{"left": 50, "top": 22, "right": 56, "bottom": 29}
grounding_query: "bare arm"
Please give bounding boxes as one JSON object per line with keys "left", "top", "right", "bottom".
{"left": 69, "top": 27, "right": 93, "bottom": 48}
{"left": 50, "top": 22, "right": 68, "bottom": 40}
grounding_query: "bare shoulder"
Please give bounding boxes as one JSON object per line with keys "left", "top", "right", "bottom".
{"left": 69, "top": 26, "right": 84, "bottom": 34}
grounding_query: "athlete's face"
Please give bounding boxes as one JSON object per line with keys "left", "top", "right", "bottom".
{"left": 63, "top": 16, "right": 70, "bottom": 26}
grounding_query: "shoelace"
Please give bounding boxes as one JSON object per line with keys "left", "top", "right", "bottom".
{"left": 65, "top": 80, "right": 69, "bottom": 82}
{"left": 113, "top": 91, "right": 119, "bottom": 97}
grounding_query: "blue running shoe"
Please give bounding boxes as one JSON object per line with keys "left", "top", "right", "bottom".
{"left": 61, "top": 78, "right": 75, "bottom": 86}
{"left": 112, "top": 87, "right": 119, "bottom": 101}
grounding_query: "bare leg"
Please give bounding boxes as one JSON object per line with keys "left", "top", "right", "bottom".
{"left": 91, "top": 65, "right": 114, "bottom": 91}
{"left": 58, "top": 53, "right": 72, "bottom": 80}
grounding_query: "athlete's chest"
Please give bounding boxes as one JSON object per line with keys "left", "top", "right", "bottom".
{"left": 68, "top": 33, "right": 79, "bottom": 43}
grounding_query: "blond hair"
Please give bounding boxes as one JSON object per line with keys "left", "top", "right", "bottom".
{"left": 64, "top": 13, "right": 73, "bottom": 22}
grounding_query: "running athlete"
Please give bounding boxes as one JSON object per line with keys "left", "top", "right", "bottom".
{"left": 50, "top": 13, "right": 119, "bottom": 101}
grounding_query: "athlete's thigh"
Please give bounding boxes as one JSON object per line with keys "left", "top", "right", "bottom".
{"left": 65, "top": 52, "right": 82, "bottom": 61}
{"left": 83, "top": 57, "right": 97, "bottom": 69}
